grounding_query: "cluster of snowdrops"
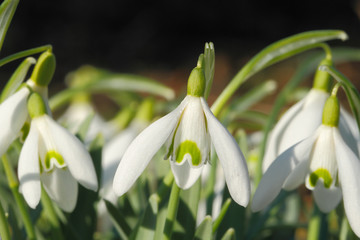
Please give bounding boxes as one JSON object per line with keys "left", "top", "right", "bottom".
{"left": 1, "top": 1, "right": 360, "bottom": 240}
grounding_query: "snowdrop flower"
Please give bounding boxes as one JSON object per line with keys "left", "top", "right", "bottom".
{"left": 263, "top": 59, "right": 358, "bottom": 172}
{"left": 0, "top": 51, "right": 54, "bottom": 156}
{"left": 252, "top": 93, "right": 360, "bottom": 237}
{"left": 113, "top": 65, "right": 250, "bottom": 206}
{"left": 18, "top": 93, "right": 98, "bottom": 212}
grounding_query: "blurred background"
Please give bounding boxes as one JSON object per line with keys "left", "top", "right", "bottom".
{"left": 1, "top": 0, "right": 360, "bottom": 107}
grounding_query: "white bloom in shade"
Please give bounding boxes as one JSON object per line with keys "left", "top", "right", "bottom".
{"left": 263, "top": 88, "right": 329, "bottom": 172}
{"left": 18, "top": 93, "right": 98, "bottom": 212}
{"left": 252, "top": 95, "right": 360, "bottom": 237}
{"left": 113, "top": 66, "right": 250, "bottom": 206}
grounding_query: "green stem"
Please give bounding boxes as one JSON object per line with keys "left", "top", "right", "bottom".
{"left": 162, "top": 181, "right": 181, "bottom": 240}
{"left": 40, "top": 189, "right": 64, "bottom": 240}
{"left": 0, "top": 44, "right": 52, "bottom": 67}
{"left": 307, "top": 205, "right": 327, "bottom": 240}
{"left": 2, "top": 155, "right": 36, "bottom": 240}
{"left": 0, "top": 201, "right": 11, "bottom": 240}
{"left": 210, "top": 43, "right": 332, "bottom": 117}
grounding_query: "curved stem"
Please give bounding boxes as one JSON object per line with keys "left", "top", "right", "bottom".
{"left": 0, "top": 44, "right": 52, "bottom": 67}
{"left": 162, "top": 181, "right": 181, "bottom": 240}
{"left": 2, "top": 155, "right": 36, "bottom": 240}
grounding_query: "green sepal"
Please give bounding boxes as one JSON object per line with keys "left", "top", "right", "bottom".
{"left": 27, "top": 92, "right": 47, "bottom": 118}
{"left": 175, "top": 140, "right": 201, "bottom": 166}
{"left": 30, "top": 51, "right": 56, "bottom": 87}
{"left": 309, "top": 168, "right": 333, "bottom": 188}
{"left": 322, "top": 95, "right": 340, "bottom": 127}
{"left": 187, "top": 66, "right": 206, "bottom": 97}
{"left": 312, "top": 58, "right": 333, "bottom": 92}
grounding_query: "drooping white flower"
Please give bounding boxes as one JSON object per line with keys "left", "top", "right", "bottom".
{"left": 262, "top": 88, "right": 329, "bottom": 172}
{"left": 252, "top": 95, "right": 360, "bottom": 237}
{"left": 113, "top": 66, "right": 250, "bottom": 206}
{"left": 18, "top": 93, "right": 98, "bottom": 212}
{"left": 0, "top": 51, "right": 54, "bottom": 156}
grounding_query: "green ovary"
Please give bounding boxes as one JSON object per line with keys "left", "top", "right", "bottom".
{"left": 175, "top": 140, "right": 201, "bottom": 166}
{"left": 309, "top": 168, "right": 333, "bottom": 188}
{"left": 44, "top": 150, "right": 66, "bottom": 171}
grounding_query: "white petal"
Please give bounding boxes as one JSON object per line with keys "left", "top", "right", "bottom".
{"left": 113, "top": 97, "right": 189, "bottom": 196}
{"left": 101, "top": 127, "right": 137, "bottom": 191}
{"left": 334, "top": 129, "right": 360, "bottom": 237}
{"left": 252, "top": 135, "right": 316, "bottom": 212}
{"left": 170, "top": 160, "right": 203, "bottom": 189}
{"left": 45, "top": 115, "right": 98, "bottom": 191}
{"left": 0, "top": 87, "right": 29, "bottom": 156}
{"left": 312, "top": 181, "right": 342, "bottom": 213}
{"left": 41, "top": 168, "right": 78, "bottom": 212}
{"left": 282, "top": 155, "right": 309, "bottom": 190}
{"left": 339, "top": 111, "right": 359, "bottom": 157}
{"left": 263, "top": 89, "right": 328, "bottom": 172}
{"left": 18, "top": 123, "right": 41, "bottom": 209}
{"left": 201, "top": 98, "right": 250, "bottom": 207}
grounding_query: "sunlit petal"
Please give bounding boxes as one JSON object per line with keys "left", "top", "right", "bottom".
{"left": 41, "top": 168, "right": 78, "bottom": 212}
{"left": 0, "top": 87, "right": 29, "bottom": 156}
{"left": 334, "top": 129, "right": 360, "bottom": 237}
{"left": 18, "top": 123, "right": 41, "bottom": 209}
{"left": 113, "top": 97, "right": 189, "bottom": 196}
{"left": 46, "top": 115, "right": 98, "bottom": 191}
{"left": 201, "top": 98, "right": 250, "bottom": 206}
{"left": 252, "top": 135, "right": 315, "bottom": 212}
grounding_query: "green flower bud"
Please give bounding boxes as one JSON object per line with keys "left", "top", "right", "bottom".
{"left": 27, "top": 92, "right": 47, "bottom": 118}
{"left": 30, "top": 51, "right": 56, "bottom": 87}
{"left": 313, "top": 58, "right": 333, "bottom": 92}
{"left": 187, "top": 66, "right": 205, "bottom": 97}
{"left": 322, "top": 95, "right": 340, "bottom": 127}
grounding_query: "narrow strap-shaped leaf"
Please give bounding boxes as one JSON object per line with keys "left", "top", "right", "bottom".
{"left": 212, "top": 198, "right": 231, "bottom": 233}
{"left": 104, "top": 200, "right": 131, "bottom": 240}
{"left": 0, "top": 0, "right": 19, "bottom": 51}
{"left": 1, "top": 57, "right": 36, "bottom": 103}
{"left": 211, "top": 30, "right": 347, "bottom": 116}
{"left": 194, "top": 216, "right": 212, "bottom": 240}
{"left": 220, "top": 228, "right": 235, "bottom": 240}
{"left": 319, "top": 65, "right": 360, "bottom": 132}
{"left": 49, "top": 74, "right": 175, "bottom": 111}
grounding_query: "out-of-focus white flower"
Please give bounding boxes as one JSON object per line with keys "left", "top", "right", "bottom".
{"left": 113, "top": 66, "right": 250, "bottom": 206}
{"left": 18, "top": 93, "right": 98, "bottom": 212}
{"left": 252, "top": 95, "right": 360, "bottom": 237}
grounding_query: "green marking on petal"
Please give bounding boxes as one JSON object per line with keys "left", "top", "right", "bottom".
{"left": 44, "top": 150, "right": 66, "bottom": 172}
{"left": 175, "top": 140, "right": 201, "bottom": 166}
{"left": 309, "top": 168, "right": 333, "bottom": 188}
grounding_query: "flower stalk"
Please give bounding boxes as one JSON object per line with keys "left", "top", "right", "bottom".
{"left": 2, "top": 155, "right": 36, "bottom": 240}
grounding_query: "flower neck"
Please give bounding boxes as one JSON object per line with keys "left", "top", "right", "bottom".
{"left": 187, "top": 66, "right": 205, "bottom": 97}
{"left": 312, "top": 59, "right": 333, "bottom": 93}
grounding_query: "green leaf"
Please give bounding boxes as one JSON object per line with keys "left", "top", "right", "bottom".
{"left": 319, "top": 65, "right": 360, "bottom": 132}
{"left": 194, "top": 216, "right": 212, "bottom": 240}
{"left": 0, "top": 57, "right": 35, "bottom": 103}
{"left": 131, "top": 194, "right": 159, "bottom": 240}
{"left": 0, "top": 0, "right": 19, "bottom": 51}
{"left": 104, "top": 200, "right": 131, "bottom": 240}
{"left": 221, "top": 228, "right": 235, "bottom": 240}
{"left": 49, "top": 72, "right": 175, "bottom": 111}
{"left": 212, "top": 198, "right": 232, "bottom": 233}
{"left": 75, "top": 113, "right": 95, "bottom": 142}
{"left": 204, "top": 42, "right": 215, "bottom": 99}
{"left": 212, "top": 30, "right": 348, "bottom": 116}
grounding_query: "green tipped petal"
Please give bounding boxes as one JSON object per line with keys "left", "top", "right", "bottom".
{"left": 30, "top": 51, "right": 56, "bottom": 87}
{"left": 44, "top": 150, "right": 66, "bottom": 172}
{"left": 309, "top": 168, "right": 333, "bottom": 188}
{"left": 175, "top": 140, "right": 201, "bottom": 166}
